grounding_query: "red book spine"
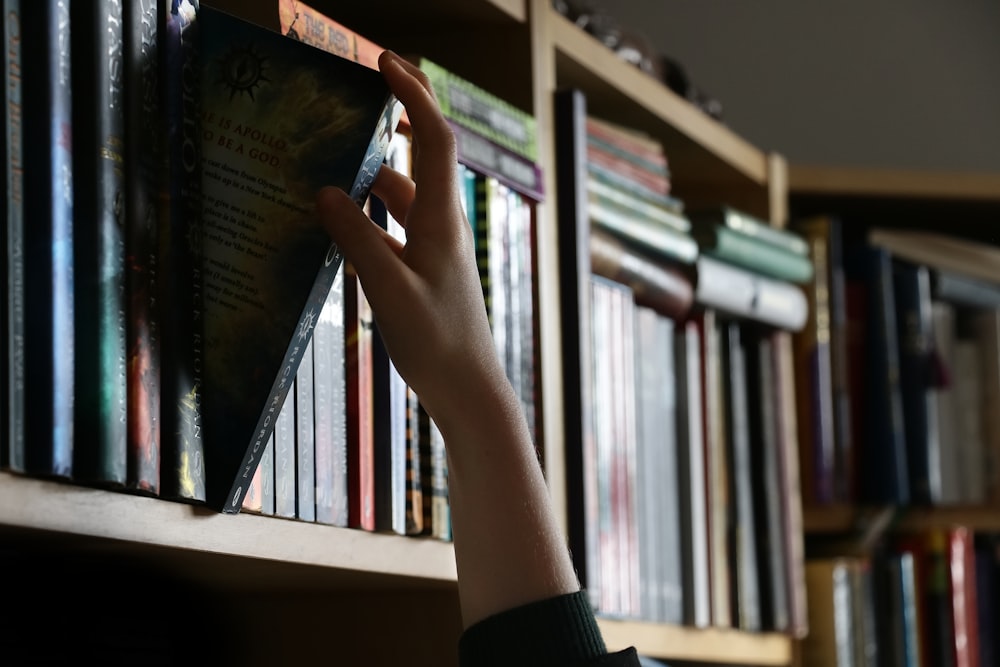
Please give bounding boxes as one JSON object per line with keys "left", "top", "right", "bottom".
{"left": 950, "top": 527, "right": 980, "bottom": 667}
{"left": 345, "top": 266, "right": 375, "bottom": 531}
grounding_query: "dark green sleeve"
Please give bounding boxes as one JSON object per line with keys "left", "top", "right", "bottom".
{"left": 458, "top": 590, "right": 641, "bottom": 667}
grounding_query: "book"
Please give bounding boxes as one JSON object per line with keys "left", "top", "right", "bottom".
{"left": 673, "top": 320, "right": 711, "bottom": 628}
{"left": 71, "top": 0, "right": 129, "bottom": 487}
{"left": 278, "top": 0, "right": 383, "bottom": 70}
{"left": 869, "top": 228, "right": 1000, "bottom": 287}
{"left": 193, "top": 5, "right": 402, "bottom": 512}
{"left": 949, "top": 527, "right": 980, "bottom": 667}
{"left": 295, "top": 338, "right": 316, "bottom": 521}
{"left": 273, "top": 378, "right": 295, "bottom": 519}
{"left": 415, "top": 57, "right": 537, "bottom": 162}
{"left": 345, "top": 264, "right": 375, "bottom": 531}
{"left": 158, "top": 0, "right": 205, "bottom": 503}
{"left": 932, "top": 269, "right": 1000, "bottom": 309}
{"left": 449, "top": 118, "right": 544, "bottom": 202}
{"left": 312, "top": 270, "right": 348, "bottom": 526}
{"left": 802, "top": 559, "right": 854, "bottom": 667}
{"left": 690, "top": 206, "right": 809, "bottom": 257}
{"left": 2, "top": 0, "right": 25, "bottom": 474}
{"left": 690, "top": 222, "right": 814, "bottom": 284}
{"left": 892, "top": 261, "right": 942, "bottom": 506}
{"left": 692, "top": 255, "right": 808, "bottom": 331}
{"left": 845, "top": 245, "right": 909, "bottom": 505}
{"left": 21, "top": 0, "right": 75, "bottom": 479}
{"left": 589, "top": 200, "right": 699, "bottom": 268}
{"left": 975, "top": 310, "right": 1000, "bottom": 504}
{"left": 587, "top": 175, "right": 688, "bottom": 234}
{"left": 419, "top": 403, "right": 451, "bottom": 541}
{"left": 589, "top": 227, "right": 693, "bottom": 321}
{"left": 404, "top": 385, "right": 423, "bottom": 536}
{"left": 123, "top": 0, "right": 162, "bottom": 495}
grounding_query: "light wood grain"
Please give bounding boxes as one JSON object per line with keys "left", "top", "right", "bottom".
{"left": 598, "top": 618, "right": 793, "bottom": 665}
{"left": 790, "top": 164, "right": 1000, "bottom": 200}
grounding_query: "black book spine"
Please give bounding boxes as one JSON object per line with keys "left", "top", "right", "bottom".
{"left": 2, "top": 0, "right": 25, "bottom": 473}
{"left": 21, "top": 0, "right": 74, "bottom": 479}
{"left": 122, "top": 0, "right": 162, "bottom": 494}
{"left": 71, "top": 0, "right": 128, "bottom": 486}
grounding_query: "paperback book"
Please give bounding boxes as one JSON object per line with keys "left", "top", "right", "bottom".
{"left": 195, "top": 6, "right": 402, "bottom": 512}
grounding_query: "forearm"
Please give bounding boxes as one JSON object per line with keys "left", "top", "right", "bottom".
{"left": 429, "top": 365, "right": 581, "bottom": 628}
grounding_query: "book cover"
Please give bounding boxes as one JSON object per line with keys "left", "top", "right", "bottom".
{"left": 449, "top": 118, "right": 544, "bottom": 203}
{"left": 21, "top": 0, "right": 75, "bottom": 479}
{"left": 273, "top": 377, "right": 295, "bottom": 519}
{"left": 2, "top": 0, "right": 25, "bottom": 474}
{"left": 278, "top": 0, "right": 383, "bottom": 70}
{"left": 975, "top": 310, "right": 1000, "bottom": 504}
{"left": 158, "top": 0, "right": 204, "bottom": 502}
{"left": 123, "top": 0, "right": 162, "bottom": 495}
{"left": 71, "top": 0, "right": 129, "bottom": 487}
{"left": 932, "top": 269, "right": 1000, "bottom": 309}
{"left": 295, "top": 338, "right": 316, "bottom": 521}
{"left": 869, "top": 228, "right": 1000, "bottom": 287}
{"left": 690, "top": 206, "right": 809, "bottom": 257}
{"left": 194, "top": 5, "right": 402, "bottom": 512}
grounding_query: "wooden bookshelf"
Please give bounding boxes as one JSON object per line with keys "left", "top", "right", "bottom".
{"left": 5, "top": 1, "right": 800, "bottom": 664}
{"left": 804, "top": 504, "right": 1000, "bottom": 535}
{"left": 598, "top": 619, "right": 793, "bottom": 665}
{"left": 790, "top": 164, "right": 1000, "bottom": 200}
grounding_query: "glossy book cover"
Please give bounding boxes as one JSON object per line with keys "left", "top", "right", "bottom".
{"left": 196, "top": 6, "right": 401, "bottom": 512}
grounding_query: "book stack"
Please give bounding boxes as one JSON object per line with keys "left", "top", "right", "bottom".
{"left": 555, "top": 89, "right": 809, "bottom": 636}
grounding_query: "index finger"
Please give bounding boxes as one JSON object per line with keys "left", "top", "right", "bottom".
{"left": 378, "top": 51, "right": 459, "bottom": 203}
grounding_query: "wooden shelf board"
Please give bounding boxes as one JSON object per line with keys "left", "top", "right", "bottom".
{"left": 804, "top": 504, "right": 1000, "bottom": 534}
{"left": 549, "top": 9, "right": 769, "bottom": 190}
{"left": 597, "top": 618, "right": 792, "bottom": 665}
{"left": 310, "top": 0, "right": 526, "bottom": 30}
{"left": 789, "top": 164, "right": 1000, "bottom": 201}
{"left": 0, "top": 472, "right": 457, "bottom": 588}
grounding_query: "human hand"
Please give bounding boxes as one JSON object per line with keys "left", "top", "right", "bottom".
{"left": 316, "top": 51, "right": 510, "bottom": 430}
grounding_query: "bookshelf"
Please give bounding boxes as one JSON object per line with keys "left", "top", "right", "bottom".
{"left": 2, "top": 0, "right": 799, "bottom": 664}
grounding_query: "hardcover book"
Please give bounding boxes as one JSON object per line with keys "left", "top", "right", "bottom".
{"left": 71, "top": 0, "right": 129, "bottom": 487}
{"left": 194, "top": 6, "right": 402, "bottom": 512}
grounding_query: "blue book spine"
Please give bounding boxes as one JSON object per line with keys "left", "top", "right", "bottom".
{"left": 22, "top": 0, "right": 74, "bottom": 478}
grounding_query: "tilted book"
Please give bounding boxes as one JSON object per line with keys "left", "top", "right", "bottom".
{"left": 195, "top": 6, "right": 402, "bottom": 512}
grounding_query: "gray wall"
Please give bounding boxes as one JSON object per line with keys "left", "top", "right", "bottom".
{"left": 610, "top": 0, "right": 1000, "bottom": 172}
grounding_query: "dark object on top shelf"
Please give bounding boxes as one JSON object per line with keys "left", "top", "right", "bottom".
{"left": 551, "top": 0, "right": 724, "bottom": 121}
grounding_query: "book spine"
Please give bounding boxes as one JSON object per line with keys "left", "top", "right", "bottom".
{"left": 932, "top": 270, "right": 1000, "bottom": 309}
{"left": 693, "top": 255, "right": 809, "bottom": 331}
{"left": 22, "top": 0, "right": 74, "bottom": 479}
{"left": 584, "top": 116, "right": 669, "bottom": 173}
{"left": 71, "top": 0, "right": 128, "bottom": 486}
{"left": 313, "top": 271, "right": 348, "bottom": 526}
{"left": 419, "top": 57, "right": 537, "bottom": 162}
{"left": 273, "top": 380, "right": 296, "bottom": 518}
{"left": 893, "top": 261, "right": 941, "bottom": 506}
{"left": 847, "top": 246, "right": 909, "bottom": 505}
{"left": 716, "top": 207, "right": 809, "bottom": 256}
{"left": 589, "top": 227, "right": 694, "bottom": 320}
{"left": 698, "top": 225, "right": 814, "bottom": 284}
{"left": 586, "top": 139, "right": 671, "bottom": 198}
{"left": 447, "top": 118, "right": 544, "bottom": 202}
{"left": 159, "top": 0, "right": 205, "bottom": 502}
{"left": 2, "top": 0, "right": 25, "bottom": 473}
{"left": 404, "top": 385, "right": 423, "bottom": 536}
{"left": 278, "top": 0, "right": 383, "bottom": 70}
{"left": 587, "top": 161, "right": 679, "bottom": 211}
{"left": 674, "top": 320, "right": 711, "bottom": 628}
{"left": 585, "top": 132, "right": 670, "bottom": 183}
{"left": 950, "top": 527, "right": 980, "bottom": 667}
{"left": 792, "top": 222, "right": 837, "bottom": 506}
{"left": 975, "top": 311, "right": 1000, "bottom": 504}
{"left": 123, "top": 0, "right": 161, "bottom": 494}
{"left": 295, "top": 339, "right": 316, "bottom": 522}
{"left": 259, "top": 432, "right": 274, "bottom": 515}
{"left": 586, "top": 175, "right": 689, "bottom": 233}
{"left": 346, "top": 265, "right": 375, "bottom": 531}
{"left": 589, "top": 200, "right": 699, "bottom": 266}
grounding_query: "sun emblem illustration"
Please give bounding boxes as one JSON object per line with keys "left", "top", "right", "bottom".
{"left": 298, "top": 308, "right": 317, "bottom": 341}
{"left": 218, "top": 43, "right": 270, "bottom": 101}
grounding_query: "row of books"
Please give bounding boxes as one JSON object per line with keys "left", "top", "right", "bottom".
{"left": 554, "top": 89, "right": 813, "bottom": 632}
{"left": 1, "top": 1, "right": 543, "bottom": 534}
{"left": 792, "top": 219, "right": 1000, "bottom": 508}
{"left": 804, "top": 526, "right": 997, "bottom": 667}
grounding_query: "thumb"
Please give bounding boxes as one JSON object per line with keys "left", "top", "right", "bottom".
{"left": 316, "top": 186, "right": 403, "bottom": 286}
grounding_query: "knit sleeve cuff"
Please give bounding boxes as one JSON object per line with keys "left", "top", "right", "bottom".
{"left": 458, "top": 590, "right": 608, "bottom": 667}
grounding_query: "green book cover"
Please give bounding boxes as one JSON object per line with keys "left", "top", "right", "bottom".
{"left": 693, "top": 224, "right": 814, "bottom": 284}
{"left": 196, "top": 6, "right": 402, "bottom": 512}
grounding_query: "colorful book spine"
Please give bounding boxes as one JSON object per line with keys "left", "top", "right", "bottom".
{"left": 589, "top": 199, "right": 699, "bottom": 267}
{"left": 404, "top": 385, "right": 423, "bottom": 536}
{"left": 123, "top": 0, "right": 161, "bottom": 495}
{"left": 313, "top": 271, "right": 348, "bottom": 526}
{"left": 589, "top": 228, "right": 693, "bottom": 321}
{"left": 692, "top": 223, "right": 814, "bottom": 284}
{"left": 158, "top": 0, "right": 204, "bottom": 502}
{"left": 587, "top": 175, "right": 689, "bottom": 233}
{"left": 346, "top": 265, "right": 375, "bottom": 531}
{"left": 71, "top": 0, "right": 128, "bottom": 487}
{"left": 691, "top": 206, "right": 809, "bottom": 257}
{"left": 278, "top": 0, "right": 383, "bottom": 70}
{"left": 21, "top": 0, "right": 75, "bottom": 479}
{"left": 295, "top": 339, "right": 316, "bottom": 522}
{"left": 2, "top": 0, "right": 25, "bottom": 473}
{"left": 448, "top": 118, "right": 544, "bottom": 202}
{"left": 417, "top": 57, "right": 537, "bottom": 162}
